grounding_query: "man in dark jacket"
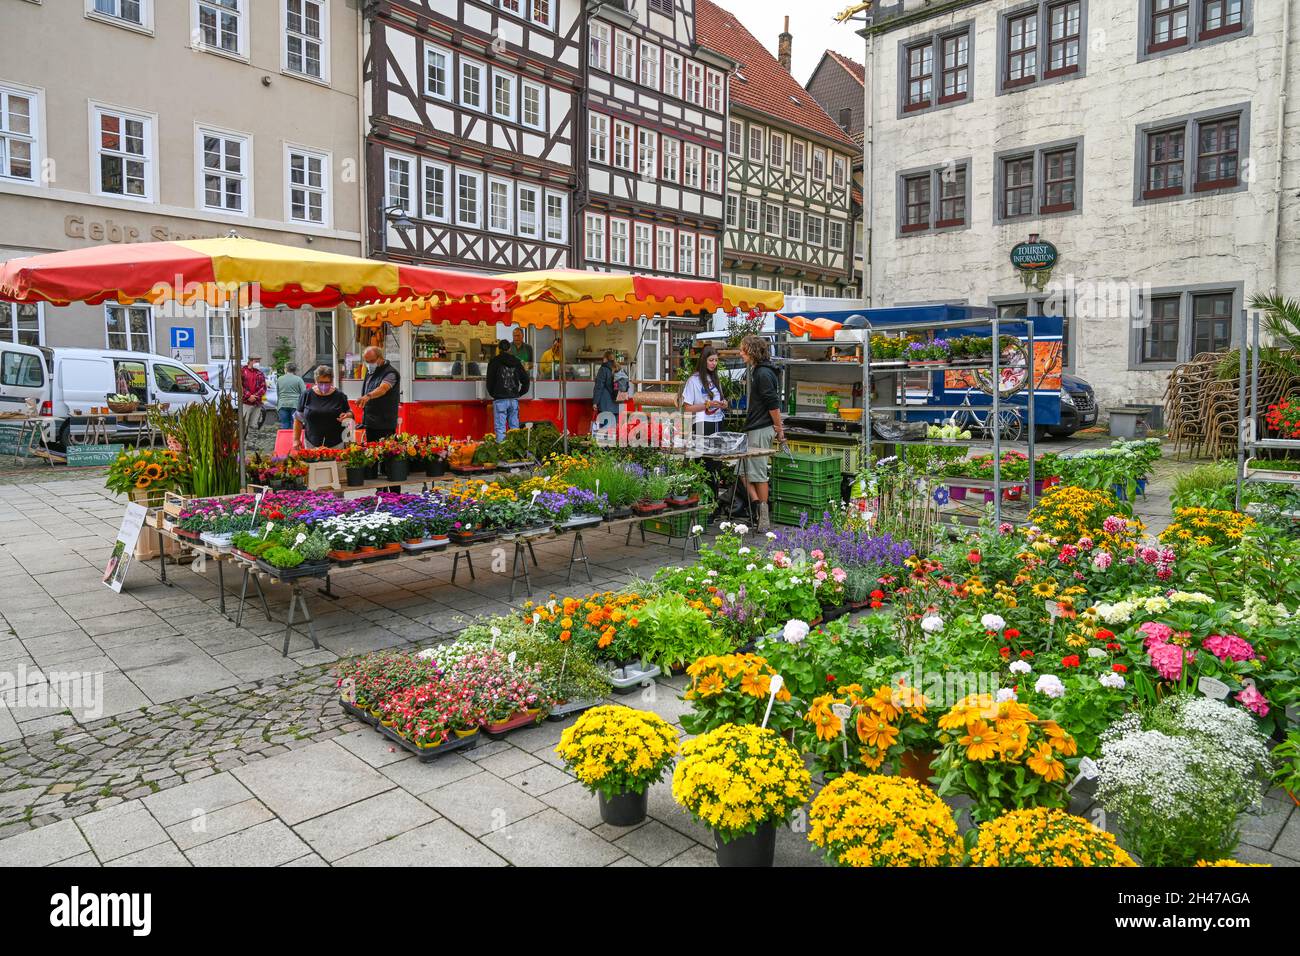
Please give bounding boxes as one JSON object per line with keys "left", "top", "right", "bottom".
{"left": 740, "top": 334, "right": 786, "bottom": 532}
{"left": 355, "top": 347, "right": 401, "bottom": 441}
{"left": 487, "top": 339, "right": 530, "bottom": 441}
{"left": 593, "top": 350, "right": 620, "bottom": 435}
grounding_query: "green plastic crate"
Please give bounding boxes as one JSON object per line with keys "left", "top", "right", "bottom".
{"left": 771, "top": 477, "right": 842, "bottom": 508}
{"left": 642, "top": 511, "right": 697, "bottom": 537}
{"left": 771, "top": 501, "right": 826, "bottom": 527}
{"left": 772, "top": 451, "right": 842, "bottom": 483}
{"left": 786, "top": 440, "right": 863, "bottom": 476}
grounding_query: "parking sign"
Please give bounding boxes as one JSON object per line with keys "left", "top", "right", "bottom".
{"left": 170, "top": 327, "right": 196, "bottom": 364}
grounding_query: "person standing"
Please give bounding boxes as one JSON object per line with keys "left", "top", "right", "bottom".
{"left": 276, "top": 363, "right": 305, "bottom": 431}
{"left": 680, "top": 344, "right": 727, "bottom": 515}
{"left": 355, "top": 346, "right": 401, "bottom": 441}
{"left": 511, "top": 327, "right": 533, "bottom": 371}
{"left": 593, "top": 350, "right": 620, "bottom": 431}
{"left": 739, "top": 334, "right": 786, "bottom": 532}
{"left": 487, "top": 339, "right": 529, "bottom": 441}
{"left": 292, "top": 365, "right": 352, "bottom": 450}
{"left": 240, "top": 354, "right": 267, "bottom": 434}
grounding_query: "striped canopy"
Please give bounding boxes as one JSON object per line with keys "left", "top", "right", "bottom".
{"left": 0, "top": 236, "right": 512, "bottom": 309}
{"left": 352, "top": 269, "right": 785, "bottom": 329}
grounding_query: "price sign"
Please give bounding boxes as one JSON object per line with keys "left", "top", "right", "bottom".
{"left": 760, "top": 674, "right": 784, "bottom": 729}
{"left": 340, "top": 678, "right": 356, "bottom": 704}
{"left": 1197, "top": 676, "right": 1230, "bottom": 700}
{"left": 831, "top": 702, "right": 852, "bottom": 761}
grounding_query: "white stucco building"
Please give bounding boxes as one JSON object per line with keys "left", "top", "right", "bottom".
{"left": 857, "top": 0, "right": 1299, "bottom": 406}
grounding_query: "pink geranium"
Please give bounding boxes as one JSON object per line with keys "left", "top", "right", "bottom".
{"left": 1236, "top": 685, "right": 1269, "bottom": 717}
{"left": 1203, "top": 633, "right": 1257, "bottom": 663}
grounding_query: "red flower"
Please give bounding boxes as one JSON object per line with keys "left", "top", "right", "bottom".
{"left": 999, "top": 646, "right": 1011, "bottom": 659}
{"left": 1020, "top": 650, "right": 1034, "bottom": 658}
{"left": 1105, "top": 642, "right": 1122, "bottom": 652}
{"left": 1004, "top": 628, "right": 1021, "bottom": 639}
{"left": 825, "top": 674, "right": 836, "bottom": 683}
{"left": 967, "top": 551, "right": 982, "bottom": 564}
{"left": 1112, "top": 663, "right": 1128, "bottom": 673}
{"left": 1061, "top": 655, "right": 1080, "bottom": 668}
{"left": 1096, "top": 629, "right": 1115, "bottom": 641}
{"left": 870, "top": 590, "right": 885, "bottom": 600}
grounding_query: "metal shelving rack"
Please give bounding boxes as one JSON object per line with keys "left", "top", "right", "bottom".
{"left": 1234, "top": 310, "right": 1300, "bottom": 511}
{"left": 774, "top": 311, "right": 1038, "bottom": 525}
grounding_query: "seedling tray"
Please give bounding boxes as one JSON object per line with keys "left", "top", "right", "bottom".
{"left": 377, "top": 723, "right": 481, "bottom": 761}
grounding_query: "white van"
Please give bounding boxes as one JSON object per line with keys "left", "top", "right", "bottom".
{"left": 0, "top": 344, "right": 217, "bottom": 444}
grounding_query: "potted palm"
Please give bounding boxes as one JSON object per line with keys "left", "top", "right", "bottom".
{"left": 555, "top": 706, "right": 680, "bottom": 827}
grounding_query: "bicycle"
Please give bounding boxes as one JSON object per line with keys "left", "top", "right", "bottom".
{"left": 946, "top": 335, "right": 1060, "bottom": 442}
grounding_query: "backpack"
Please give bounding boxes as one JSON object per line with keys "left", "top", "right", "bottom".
{"left": 497, "top": 360, "right": 520, "bottom": 397}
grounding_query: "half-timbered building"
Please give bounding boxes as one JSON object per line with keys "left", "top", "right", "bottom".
{"left": 364, "top": 0, "right": 582, "bottom": 271}
{"left": 697, "top": 0, "right": 858, "bottom": 299}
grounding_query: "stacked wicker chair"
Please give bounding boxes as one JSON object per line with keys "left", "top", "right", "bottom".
{"left": 1166, "top": 351, "right": 1300, "bottom": 460}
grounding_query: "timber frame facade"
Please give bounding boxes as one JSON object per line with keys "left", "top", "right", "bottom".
{"left": 364, "top": 0, "right": 582, "bottom": 271}
{"left": 578, "top": 0, "right": 732, "bottom": 281}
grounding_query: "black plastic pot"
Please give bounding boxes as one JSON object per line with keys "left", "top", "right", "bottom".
{"left": 407, "top": 456, "right": 426, "bottom": 475}
{"left": 364, "top": 463, "right": 379, "bottom": 479}
{"left": 428, "top": 458, "right": 448, "bottom": 477}
{"left": 598, "top": 789, "right": 648, "bottom": 827}
{"left": 383, "top": 457, "right": 410, "bottom": 482}
{"left": 714, "top": 822, "right": 776, "bottom": 867}
{"left": 346, "top": 466, "right": 366, "bottom": 487}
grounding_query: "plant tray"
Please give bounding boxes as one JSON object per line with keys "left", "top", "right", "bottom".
{"left": 498, "top": 459, "right": 534, "bottom": 470}
{"left": 339, "top": 699, "right": 377, "bottom": 726}
{"left": 500, "top": 524, "right": 553, "bottom": 540}
{"left": 666, "top": 495, "right": 700, "bottom": 508}
{"left": 255, "top": 558, "right": 330, "bottom": 580}
{"left": 452, "top": 464, "right": 495, "bottom": 474}
{"left": 174, "top": 528, "right": 202, "bottom": 541}
{"left": 450, "top": 529, "right": 497, "bottom": 545}
{"left": 198, "top": 532, "right": 234, "bottom": 551}
{"left": 608, "top": 661, "right": 661, "bottom": 692}
{"left": 232, "top": 549, "right": 262, "bottom": 563}
{"left": 633, "top": 501, "right": 667, "bottom": 515}
{"left": 377, "top": 723, "right": 481, "bottom": 762}
{"left": 606, "top": 506, "right": 634, "bottom": 520}
{"left": 483, "top": 710, "right": 542, "bottom": 738}
{"left": 546, "top": 698, "right": 603, "bottom": 720}
{"left": 400, "top": 537, "right": 450, "bottom": 553}
{"left": 328, "top": 542, "right": 403, "bottom": 562}
{"left": 558, "top": 514, "right": 604, "bottom": 530}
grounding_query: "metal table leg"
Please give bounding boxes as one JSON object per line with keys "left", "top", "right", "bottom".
{"left": 526, "top": 538, "right": 538, "bottom": 567}
{"left": 317, "top": 572, "right": 339, "bottom": 600}
{"left": 282, "top": 584, "right": 320, "bottom": 657}
{"left": 509, "top": 540, "right": 532, "bottom": 600}
{"left": 252, "top": 572, "right": 272, "bottom": 622}
{"left": 235, "top": 566, "right": 250, "bottom": 627}
{"left": 216, "top": 557, "right": 227, "bottom": 617}
{"left": 451, "top": 549, "right": 475, "bottom": 583}
{"left": 566, "top": 531, "right": 591, "bottom": 585}
{"left": 156, "top": 524, "right": 170, "bottom": 586}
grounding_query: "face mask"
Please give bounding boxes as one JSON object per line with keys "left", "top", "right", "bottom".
{"left": 316, "top": 384, "right": 334, "bottom": 395}
{"left": 364, "top": 362, "right": 377, "bottom": 372}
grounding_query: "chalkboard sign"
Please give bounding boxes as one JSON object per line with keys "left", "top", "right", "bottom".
{"left": 67, "top": 443, "right": 124, "bottom": 468}
{"left": 0, "top": 423, "right": 33, "bottom": 457}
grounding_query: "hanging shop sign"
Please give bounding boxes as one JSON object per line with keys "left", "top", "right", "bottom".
{"left": 1010, "top": 237, "right": 1059, "bottom": 272}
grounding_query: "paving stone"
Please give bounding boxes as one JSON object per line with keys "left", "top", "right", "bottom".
{"left": 167, "top": 798, "right": 276, "bottom": 851}
{"left": 184, "top": 819, "right": 312, "bottom": 867}
{"left": 141, "top": 771, "right": 257, "bottom": 826}
{"left": 50, "top": 851, "right": 101, "bottom": 867}
{"left": 421, "top": 771, "right": 546, "bottom": 837}
{"left": 106, "top": 842, "right": 191, "bottom": 866}
{"left": 474, "top": 746, "right": 542, "bottom": 779}
{"left": 661, "top": 845, "right": 717, "bottom": 867}
{"left": 331, "top": 728, "right": 411, "bottom": 769}
{"left": 482, "top": 807, "right": 622, "bottom": 867}
{"left": 1241, "top": 798, "right": 1293, "bottom": 850}
{"left": 75, "top": 804, "right": 170, "bottom": 863}
{"left": 382, "top": 752, "right": 482, "bottom": 795}
{"left": 282, "top": 852, "right": 329, "bottom": 866}
{"left": 540, "top": 780, "right": 605, "bottom": 830}
{"left": 334, "top": 819, "right": 506, "bottom": 867}
{"left": 612, "top": 819, "right": 696, "bottom": 866}
{"left": 231, "top": 741, "right": 393, "bottom": 825}
{"left": 1273, "top": 810, "right": 1300, "bottom": 861}
{"left": 503, "top": 762, "right": 573, "bottom": 796}
{"left": 0, "top": 818, "right": 90, "bottom": 866}
{"left": 294, "top": 789, "right": 437, "bottom": 862}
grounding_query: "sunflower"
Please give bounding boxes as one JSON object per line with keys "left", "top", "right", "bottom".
{"left": 144, "top": 463, "right": 163, "bottom": 479}
{"left": 959, "top": 720, "right": 1002, "bottom": 760}
{"left": 1027, "top": 742, "right": 1066, "bottom": 782}
{"left": 134, "top": 476, "right": 151, "bottom": 488}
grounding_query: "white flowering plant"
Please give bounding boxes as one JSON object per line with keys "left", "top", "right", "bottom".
{"left": 1095, "top": 695, "right": 1272, "bottom": 866}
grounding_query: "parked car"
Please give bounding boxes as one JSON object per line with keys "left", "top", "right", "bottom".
{"left": 0, "top": 343, "right": 218, "bottom": 445}
{"left": 1047, "top": 373, "right": 1099, "bottom": 439}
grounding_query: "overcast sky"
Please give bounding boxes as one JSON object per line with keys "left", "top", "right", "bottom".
{"left": 722, "top": 0, "right": 869, "bottom": 86}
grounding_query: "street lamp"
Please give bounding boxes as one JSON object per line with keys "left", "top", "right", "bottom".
{"left": 378, "top": 203, "right": 415, "bottom": 258}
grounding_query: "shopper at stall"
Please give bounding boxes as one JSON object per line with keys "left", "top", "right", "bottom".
{"left": 276, "top": 363, "right": 305, "bottom": 431}
{"left": 593, "top": 350, "right": 621, "bottom": 428}
{"left": 487, "top": 339, "right": 530, "bottom": 441}
{"left": 740, "top": 334, "right": 786, "bottom": 532}
{"left": 511, "top": 328, "right": 533, "bottom": 370}
{"left": 292, "top": 365, "right": 352, "bottom": 450}
{"left": 680, "top": 344, "right": 727, "bottom": 516}
{"left": 538, "top": 340, "right": 563, "bottom": 378}
{"left": 355, "top": 346, "right": 400, "bottom": 442}
{"left": 240, "top": 354, "right": 267, "bottom": 434}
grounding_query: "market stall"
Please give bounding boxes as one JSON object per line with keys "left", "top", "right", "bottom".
{"left": 351, "top": 270, "right": 783, "bottom": 441}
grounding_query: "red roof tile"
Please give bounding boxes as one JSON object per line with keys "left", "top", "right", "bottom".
{"left": 696, "top": 0, "right": 858, "bottom": 150}
{"left": 824, "top": 49, "right": 865, "bottom": 86}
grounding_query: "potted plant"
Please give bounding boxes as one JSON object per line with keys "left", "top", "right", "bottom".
{"left": 554, "top": 705, "right": 679, "bottom": 826}
{"left": 905, "top": 339, "right": 951, "bottom": 366}
{"left": 342, "top": 444, "right": 369, "bottom": 487}
{"left": 376, "top": 438, "right": 410, "bottom": 483}
{"left": 665, "top": 472, "right": 699, "bottom": 508}
{"left": 969, "top": 807, "right": 1135, "bottom": 867}
{"left": 672, "top": 723, "right": 812, "bottom": 867}
{"left": 634, "top": 473, "right": 670, "bottom": 515}
{"left": 1264, "top": 396, "right": 1300, "bottom": 440}
{"left": 423, "top": 437, "right": 450, "bottom": 477}
{"left": 808, "top": 774, "right": 963, "bottom": 867}
{"left": 868, "top": 334, "right": 909, "bottom": 366}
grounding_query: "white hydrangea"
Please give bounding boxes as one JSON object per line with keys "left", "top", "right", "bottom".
{"left": 783, "top": 619, "right": 809, "bottom": 645}
{"left": 690, "top": 524, "right": 703, "bottom": 535}
{"left": 1168, "top": 591, "right": 1214, "bottom": 605}
{"left": 1009, "top": 660, "right": 1032, "bottom": 675}
{"left": 1034, "top": 674, "right": 1065, "bottom": 699}
{"left": 980, "top": 613, "right": 1006, "bottom": 632}
{"left": 920, "top": 615, "right": 945, "bottom": 633}
{"left": 1098, "top": 671, "right": 1126, "bottom": 690}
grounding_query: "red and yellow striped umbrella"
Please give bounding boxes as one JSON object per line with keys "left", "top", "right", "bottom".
{"left": 0, "top": 235, "right": 513, "bottom": 308}
{"left": 352, "top": 269, "right": 784, "bottom": 328}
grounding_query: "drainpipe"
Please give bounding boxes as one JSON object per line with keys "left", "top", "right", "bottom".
{"left": 1273, "top": 0, "right": 1293, "bottom": 298}
{"left": 862, "top": 14, "right": 876, "bottom": 306}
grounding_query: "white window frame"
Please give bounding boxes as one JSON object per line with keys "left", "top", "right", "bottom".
{"left": 660, "top": 136, "right": 680, "bottom": 182}
{"left": 104, "top": 302, "right": 154, "bottom": 353}
{"left": 678, "top": 232, "right": 696, "bottom": 275}
{"left": 425, "top": 43, "right": 452, "bottom": 101}
{"left": 0, "top": 82, "right": 42, "bottom": 185}
{"left": 833, "top": 155, "right": 847, "bottom": 189}
{"left": 613, "top": 120, "right": 635, "bottom": 170}
{"left": 585, "top": 212, "right": 606, "bottom": 262}
{"left": 655, "top": 226, "right": 674, "bottom": 272}
{"left": 807, "top": 214, "right": 824, "bottom": 246}
{"left": 748, "top": 126, "right": 764, "bottom": 163}
{"left": 664, "top": 52, "right": 683, "bottom": 99}
{"left": 455, "top": 169, "right": 483, "bottom": 228}
{"left": 744, "top": 198, "right": 760, "bottom": 232}
{"left": 459, "top": 58, "right": 487, "bottom": 112}
{"left": 633, "top": 222, "right": 653, "bottom": 269}
{"left": 705, "top": 150, "right": 722, "bottom": 193}
{"left": 491, "top": 70, "right": 517, "bottom": 122}
{"left": 609, "top": 216, "right": 631, "bottom": 266}
{"left": 420, "top": 158, "right": 450, "bottom": 223}
{"left": 282, "top": 0, "right": 329, "bottom": 83}
{"left": 765, "top": 202, "right": 782, "bottom": 237}
{"left": 685, "top": 61, "right": 704, "bottom": 105}
{"left": 705, "top": 69, "right": 724, "bottom": 113}
{"left": 792, "top": 140, "right": 806, "bottom": 175}
{"left": 785, "top": 208, "right": 802, "bottom": 240}
{"left": 728, "top": 119, "right": 742, "bottom": 157}
{"left": 517, "top": 183, "right": 541, "bottom": 238}
{"left": 0, "top": 303, "right": 44, "bottom": 347}
{"left": 195, "top": 125, "right": 251, "bottom": 216}
{"left": 698, "top": 235, "right": 715, "bottom": 278}
{"left": 614, "top": 31, "right": 637, "bottom": 81}
{"left": 812, "top": 147, "right": 827, "bottom": 181}
{"left": 725, "top": 195, "right": 738, "bottom": 227}
{"left": 590, "top": 21, "right": 611, "bottom": 73}
{"left": 588, "top": 113, "right": 609, "bottom": 164}
{"left": 192, "top": 0, "right": 249, "bottom": 60}
{"left": 487, "top": 176, "right": 513, "bottom": 234}
{"left": 637, "top": 128, "right": 658, "bottom": 180}
{"left": 829, "top": 219, "right": 845, "bottom": 251}
{"left": 755, "top": 277, "right": 774, "bottom": 291}
{"left": 384, "top": 149, "right": 416, "bottom": 214}
{"left": 639, "top": 41, "right": 661, "bottom": 89}
{"left": 520, "top": 79, "right": 546, "bottom": 130}
{"left": 203, "top": 304, "right": 248, "bottom": 363}
{"left": 544, "top": 190, "right": 567, "bottom": 243}
{"left": 683, "top": 142, "right": 702, "bottom": 189}
{"left": 528, "top": 0, "right": 554, "bottom": 30}
{"left": 86, "top": 0, "right": 153, "bottom": 32}
{"left": 90, "top": 103, "right": 156, "bottom": 202}
{"left": 285, "top": 144, "right": 330, "bottom": 227}
{"left": 769, "top": 132, "right": 785, "bottom": 168}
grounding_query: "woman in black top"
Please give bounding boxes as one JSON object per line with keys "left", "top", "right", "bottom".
{"left": 293, "top": 365, "right": 353, "bottom": 450}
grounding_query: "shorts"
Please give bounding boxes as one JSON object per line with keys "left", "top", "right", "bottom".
{"left": 743, "top": 426, "right": 774, "bottom": 482}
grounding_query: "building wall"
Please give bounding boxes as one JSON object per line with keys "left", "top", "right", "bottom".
{"left": 0, "top": 0, "right": 364, "bottom": 368}
{"left": 863, "top": 0, "right": 1300, "bottom": 407}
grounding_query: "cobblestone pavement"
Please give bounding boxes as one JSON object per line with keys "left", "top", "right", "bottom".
{"left": 2, "top": 440, "right": 1294, "bottom": 866}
